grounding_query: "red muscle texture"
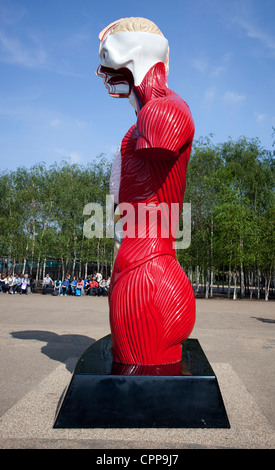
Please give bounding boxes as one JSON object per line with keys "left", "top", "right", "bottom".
{"left": 136, "top": 94, "right": 194, "bottom": 156}
{"left": 109, "top": 63, "right": 196, "bottom": 368}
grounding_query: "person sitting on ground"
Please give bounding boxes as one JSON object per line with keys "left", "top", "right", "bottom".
{"left": 9, "top": 274, "right": 16, "bottom": 293}
{"left": 13, "top": 274, "right": 22, "bottom": 293}
{"left": 70, "top": 276, "right": 77, "bottom": 296}
{"left": 1, "top": 274, "right": 9, "bottom": 293}
{"left": 7, "top": 273, "right": 15, "bottom": 294}
{"left": 84, "top": 277, "right": 90, "bottom": 294}
{"left": 86, "top": 278, "right": 92, "bottom": 296}
{"left": 76, "top": 278, "right": 84, "bottom": 295}
{"left": 87, "top": 277, "right": 99, "bottom": 296}
{"left": 66, "top": 274, "right": 72, "bottom": 295}
{"left": 0, "top": 273, "right": 7, "bottom": 293}
{"left": 99, "top": 278, "right": 107, "bottom": 296}
{"left": 42, "top": 273, "right": 53, "bottom": 294}
{"left": 60, "top": 277, "right": 70, "bottom": 296}
{"left": 30, "top": 277, "right": 35, "bottom": 293}
{"left": 20, "top": 274, "right": 30, "bottom": 295}
{"left": 53, "top": 279, "right": 61, "bottom": 295}
{"left": 52, "top": 279, "right": 61, "bottom": 295}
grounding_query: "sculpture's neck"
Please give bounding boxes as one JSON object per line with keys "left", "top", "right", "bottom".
{"left": 129, "top": 62, "right": 169, "bottom": 114}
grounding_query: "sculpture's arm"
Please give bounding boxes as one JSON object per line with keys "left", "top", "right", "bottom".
{"left": 135, "top": 96, "right": 195, "bottom": 160}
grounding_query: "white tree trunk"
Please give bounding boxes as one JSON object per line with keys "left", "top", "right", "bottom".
{"left": 195, "top": 265, "right": 200, "bottom": 296}
{"left": 205, "top": 268, "right": 210, "bottom": 299}
{"left": 227, "top": 267, "right": 232, "bottom": 299}
{"left": 233, "top": 271, "right": 237, "bottom": 300}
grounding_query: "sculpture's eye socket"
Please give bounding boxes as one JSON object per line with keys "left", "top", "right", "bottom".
{"left": 101, "top": 48, "right": 108, "bottom": 62}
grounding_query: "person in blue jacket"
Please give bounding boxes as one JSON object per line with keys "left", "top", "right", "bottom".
{"left": 60, "top": 277, "right": 70, "bottom": 296}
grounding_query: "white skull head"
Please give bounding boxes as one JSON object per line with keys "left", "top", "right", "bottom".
{"left": 97, "top": 18, "right": 169, "bottom": 98}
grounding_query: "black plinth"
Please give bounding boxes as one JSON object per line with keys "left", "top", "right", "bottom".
{"left": 53, "top": 334, "right": 230, "bottom": 428}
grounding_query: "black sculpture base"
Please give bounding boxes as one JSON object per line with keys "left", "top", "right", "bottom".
{"left": 53, "top": 335, "right": 230, "bottom": 428}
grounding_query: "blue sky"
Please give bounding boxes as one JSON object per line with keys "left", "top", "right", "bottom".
{"left": 0, "top": 0, "right": 274, "bottom": 171}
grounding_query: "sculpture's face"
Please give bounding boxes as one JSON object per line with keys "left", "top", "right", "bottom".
{"left": 97, "top": 31, "right": 169, "bottom": 98}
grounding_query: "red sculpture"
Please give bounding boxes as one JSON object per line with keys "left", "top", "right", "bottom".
{"left": 97, "top": 18, "right": 196, "bottom": 368}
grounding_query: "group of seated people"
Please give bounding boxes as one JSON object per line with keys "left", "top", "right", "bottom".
{"left": 42, "top": 272, "right": 111, "bottom": 297}
{"left": 0, "top": 273, "right": 35, "bottom": 294}
{"left": 0, "top": 271, "right": 111, "bottom": 297}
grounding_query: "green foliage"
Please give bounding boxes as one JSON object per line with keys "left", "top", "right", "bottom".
{"left": 0, "top": 156, "right": 112, "bottom": 275}
{"left": 179, "top": 135, "right": 274, "bottom": 297}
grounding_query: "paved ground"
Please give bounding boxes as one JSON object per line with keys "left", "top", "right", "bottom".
{"left": 0, "top": 293, "right": 274, "bottom": 449}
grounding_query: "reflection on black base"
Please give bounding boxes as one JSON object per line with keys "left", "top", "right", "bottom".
{"left": 53, "top": 334, "right": 230, "bottom": 429}
{"left": 110, "top": 360, "right": 183, "bottom": 376}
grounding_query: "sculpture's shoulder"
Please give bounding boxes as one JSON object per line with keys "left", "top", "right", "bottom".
{"left": 136, "top": 91, "right": 195, "bottom": 154}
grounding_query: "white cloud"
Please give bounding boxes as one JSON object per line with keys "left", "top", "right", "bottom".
{"left": 68, "top": 151, "right": 82, "bottom": 164}
{"left": 211, "top": 52, "right": 232, "bottom": 77}
{"left": 49, "top": 116, "right": 88, "bottom": 129}
{"left": 210, "top": 65, "right": 226, "bottom": 78}
{"left": 203, "top": 86, "right": 216, "bottom": 104}
{"left": 0, "top": 28, "right": 89, "bottom": 77}
{"left": 50, "top": 119, "right": 61, "bottom": 128}
{"left": 192, "top": 58, "right": 208, "bottom": 73}
{"left": 192, "top": 52, "right": 232, "bottom": 78}
{"left": 0, "top": 30, "right": 47, "bottom": 68}
{"left": 0, "top": 2, "right": 27, "bottom": 26}
{"left": 254, "top": 113, "right": 267, "bottom": 124}
{"left": 55, "top": 148, "right": 83, "bottom": 164}
{"left": 235, "top": 18, "right": 275, "bottom": 52}
{"left": 223, "top": 91, "right": 246, "bottom": 105}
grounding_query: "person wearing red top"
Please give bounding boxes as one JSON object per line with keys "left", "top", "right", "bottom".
{"left": 87, "top": 278, "right": 99, "bottom": 296}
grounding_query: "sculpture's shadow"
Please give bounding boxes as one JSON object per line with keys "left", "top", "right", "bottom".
{"left": 251, "top": 316, "right": 275, "bottom": 324}
{"left": 11, "top": 330, "right": 96, "bottom": 372}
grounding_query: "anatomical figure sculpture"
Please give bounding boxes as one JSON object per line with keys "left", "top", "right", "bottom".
{"left": 97, "top": 18, "right": 196, "bottom": 369}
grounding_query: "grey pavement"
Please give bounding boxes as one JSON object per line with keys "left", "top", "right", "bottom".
{"left": 0, "top": 293, "right": 274, "bottom": 449}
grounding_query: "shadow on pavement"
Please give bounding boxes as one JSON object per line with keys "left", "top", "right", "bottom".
{"left": 11, "top": 330, "right": 96, "bottom": 372}
{"left": 251, "top": 317, "right": 275, "bottom": 324}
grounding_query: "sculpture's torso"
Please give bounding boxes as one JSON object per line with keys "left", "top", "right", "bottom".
{"left": 115, "top": 90, "right": 192, "bottom": 272}
{"left": 109, "top": 67, "right": 196, "bottom": 367}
